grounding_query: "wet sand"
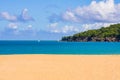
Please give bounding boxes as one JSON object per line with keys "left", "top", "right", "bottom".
{"left": 0, "top": 55, "right": 120, "bottom": 80}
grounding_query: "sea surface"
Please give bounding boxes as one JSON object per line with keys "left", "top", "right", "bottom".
{"left": 0, "top": 41, "right": 120, "bottom": 55}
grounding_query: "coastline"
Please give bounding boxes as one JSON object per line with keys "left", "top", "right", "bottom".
{"left": 0, "top": 54, "right": 120, "bottom": 80}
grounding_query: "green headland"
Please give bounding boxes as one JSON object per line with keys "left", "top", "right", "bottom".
{"left": 61, "top": 24, "right": 120, "bottom": 42}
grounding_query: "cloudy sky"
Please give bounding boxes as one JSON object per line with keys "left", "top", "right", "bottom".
{"left": 0, "top": 0, "right": 120, "bottom": 40}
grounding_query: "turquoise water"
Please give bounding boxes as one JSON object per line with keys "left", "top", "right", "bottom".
{"left": 0, "top": 41, "right": 120, "bottom": 55}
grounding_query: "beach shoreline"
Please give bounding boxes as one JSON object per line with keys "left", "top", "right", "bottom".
{"left": 0, "top": 54, "right": 120, "bottom": 80}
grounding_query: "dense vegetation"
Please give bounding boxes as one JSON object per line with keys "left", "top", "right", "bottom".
{"left": 61, "top": 24, "right": 120, "bottom": 42}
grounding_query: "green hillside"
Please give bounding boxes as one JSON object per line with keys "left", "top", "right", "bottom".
{"left": 61, "top": 24, "right": 120, "bottom": 42}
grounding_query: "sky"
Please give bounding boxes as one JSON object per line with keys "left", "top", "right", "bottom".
{"left": 0, "top": 0, "right": 120, "bottom": 40}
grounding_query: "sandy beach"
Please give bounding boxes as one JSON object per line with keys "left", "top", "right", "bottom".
{"left": 0, "top": 55, "right": 120, "bottom": 80}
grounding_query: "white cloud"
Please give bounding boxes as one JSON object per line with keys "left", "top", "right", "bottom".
{"left": 61, "top": 25, "right": 79, "bottom": 33}
{"left": 27, "top": 24, "right": 33, "bottom": 29}
{"left": 81, "top": 23, "right": 115, "bottom": 31}
{"left": 50, "top": 22, "right": 116, "bottom": 34}
{"left": 48, "top": 22, "right": 58, "bottom": 28}
{"left": 49, "top": 25, "right": 80, "bottom": 33}
{"left": 24, "top": 24, "right": 34, "bottom": 31}
{"left": 62, "top": 10, "right": 78, "bottom": 22}
{"left": 0, "top": 8, "right": 34, "bottom": 22}
{"left": 19, "top": 8, "right": 34, "bottom": 22}
{"left": 47, "top": 0, "right": 120, "bottom": 34}
{"left": 51, "top": 29, "right": 60, "bottom": 33}
{"left": 60, "top": 0, "right": 120, "bottom": 23}
{"left": 8, "top": 23, "right": 18, "bottom": 29}
{"left": 0, "top": 12, "right": 17, "bottom": 22}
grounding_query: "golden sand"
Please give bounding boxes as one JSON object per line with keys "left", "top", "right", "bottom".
{"left": 0, "top": 55, "right": 120, "bottom": 80}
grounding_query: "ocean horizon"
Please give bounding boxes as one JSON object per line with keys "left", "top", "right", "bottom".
{"left": 0, "top": 40, "right": 120, "bottom": 55}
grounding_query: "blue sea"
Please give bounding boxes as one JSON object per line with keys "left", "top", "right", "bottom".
{"left": 0, "top": 41, "right": 120, "bottom": 55}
